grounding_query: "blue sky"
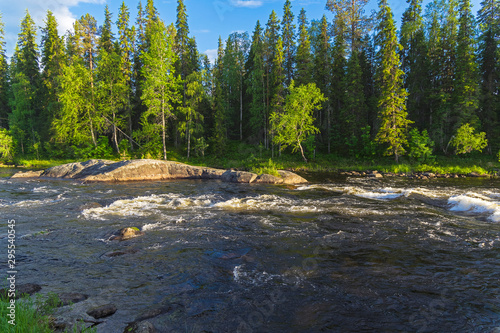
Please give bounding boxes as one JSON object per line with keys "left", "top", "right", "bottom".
{"left": 2, "top": 0, "right": 483, "bottom": 62}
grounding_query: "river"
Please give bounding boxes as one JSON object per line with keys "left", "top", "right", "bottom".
{"left": 0, "top": 168, "right": 499, "bottom": 332}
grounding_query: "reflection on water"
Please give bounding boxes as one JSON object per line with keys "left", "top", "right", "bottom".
{"left": 0, "top": 169, "right": 499, "bottom": 332}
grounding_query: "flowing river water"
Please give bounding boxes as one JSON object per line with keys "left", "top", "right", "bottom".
{"left": 0, "top": 168, "right": 499, "bottom": 332}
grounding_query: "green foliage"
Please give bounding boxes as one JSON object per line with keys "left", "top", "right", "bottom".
{"left": 0, "top": 128, "right": 14, "bottom": 161}
{"left": 74, "top": 136, "right": 114, "bottom": 159}
{"left": 250, "top": 158, "right": 280, "bottom": 177}
{"left": 194, "top": 137, "right": 208, "bottom": 157}
{"left": 408, "top": 128, "right": 435, "bottom": 162}
{"left": 450, "top": 123, "right": 488, "bottom": 155}
{"left": 270, "top": 82, "right": 326, "bottom": 162}
{"left": 375, "top": 0, "right": 413, "bottom": 162}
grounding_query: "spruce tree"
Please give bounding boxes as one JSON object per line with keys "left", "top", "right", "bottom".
{"left": 246, "top": 21, "right": 266, "bottom": 146}
{"left": 10, "top": 10, "right": 40, "bottom": 155}
{"left": 400, "top": 0, "right": 431, "bottom": 130}
{"left": 79, "top": 14, "right": 100, "bottom": 147}
{"left": 313, "top": 15, "right": 332, "bottom": 152}
{"left": 139, "top": 20, "right": 180, "bottom": 160}
{"left": 264, "top": 11, "right": 280, "bottom": 148}
{"left": 295, "top": 8, "right": 312, "bottom": 86}
{"left": 281, "top": 0, "right": 295, "bottom": 86}
{"left": 270, "top": 36, "right": 285, "bottom": 156}
{"left": 117, "top": 1, "right": 135, "bottom": 140}
{"left": 326, "top": 0, "right": 371, "bottom": 54}
{"left": 40, "top": 10, "right": 65, "bottom": 143}
{"left": 453, "top": 0, "right": 479, "bottom": 129}
{"left": 212, "top": 37, "right": 226, "bottom": 154}
{"left": 99, "top": 5, "right": 114, "bottom": 54}
{"left": 375, "top": 0, "right": 412, "bottom": 162}
{"left": 0, "top": 13, "right": 10, "bottom": 129}
{"left": 478, "top": 0, "right": 500, "bottom": 150}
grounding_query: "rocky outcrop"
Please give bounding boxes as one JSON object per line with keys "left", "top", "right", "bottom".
{"left": 87, "top": 303, "right": 117, "bottom": 319}
{"left": 10, "top": 159, "right": 308, "bottom": 184}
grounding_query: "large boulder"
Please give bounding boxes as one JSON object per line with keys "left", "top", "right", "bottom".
{"left": 11, "top": 159, "right": 308, "bottom": 184}
{"left": 278, "top": 170, "right": 308, "bottom": 184}
{"left": 221, "top": 170, "right": 258, "bottom": 183}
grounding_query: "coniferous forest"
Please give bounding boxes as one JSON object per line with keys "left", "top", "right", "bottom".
{"left": 0, "top": 0, "right": 499, "bottom": 167}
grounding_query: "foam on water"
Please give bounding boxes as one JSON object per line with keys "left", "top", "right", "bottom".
{"left": 448, "top": 193, "right": 500, "bottom": 222}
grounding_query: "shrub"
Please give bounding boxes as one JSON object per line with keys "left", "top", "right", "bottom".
{"left": 408, "top": 128, "right": 434, "bottom": 162}
{"left": 450, "top": 123, "right": 487, "bottom": 155}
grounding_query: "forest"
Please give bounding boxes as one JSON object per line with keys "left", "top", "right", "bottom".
{"left": 0, "top": 0, "right": 498, "bottom": 168}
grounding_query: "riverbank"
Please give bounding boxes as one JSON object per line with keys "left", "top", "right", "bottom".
{"left": 4, "top": 154, "right": 499, "bottom": 179}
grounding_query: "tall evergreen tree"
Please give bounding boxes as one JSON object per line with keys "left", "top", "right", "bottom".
{"left": 270, "top": 36, "right": 285, "bottom": 156}
{"left": 477, "top": 0, "right": 500, "bottom": 150}
{"left": 246, "top": 21, "right": 266, "bottom": 145}
{"left": 330, "top": 10, "right": 347, "bottom": 153}
{"left": 281, "top": 0, "right": 295, "bottom": 86}
{"left": 453, "top": 0, "right": 479, "bottom": 129}
{"left": 10, "top": 10, "right": 40, "bottom": 154}
{"left": 139, "top": 20, "right": 180, "bottom": 160}
{"left": 326, "top": 0, "right": 371, "bottom": 54}
{"left": 40, "top": 10, "right": 64, "bottom": 142}
{"left": 313, "top": 15, "right": 332, "bottom": 152}
{"left": 0, "top": 13, "right": 10, "bottom": 129}
{"left": 79, "top": 14, "right": 100, "bottom": 147}
{"left": 99, "top": 5, "right": 114, "bottom": 54}
{"left": 295, "top": 8, "right": 313, "bottom": 86}
{"left": 264, "top": 11, "right": 280, "bottom": 148}
{"left": 212, "top": 37, "right": 226, "bottom": 154}
{"left": 375, "top": 0, "right": 412, "bottom": 162}
{"left": 117, "top": 1, "right": 136, "bottom": 139}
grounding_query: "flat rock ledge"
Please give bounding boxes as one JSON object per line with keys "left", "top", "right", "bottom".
{"left": 11, "top": 159, "right": 308, "bottom": 184}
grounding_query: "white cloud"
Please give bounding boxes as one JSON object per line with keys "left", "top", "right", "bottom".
{"left": 230, "top": 0, "right": 263, "bottom": 8}
{"left": 203, "top": 48, "right": 217, "bottom": 64}
{"left": 2, "top": 0, "right": 105, "bottom": 57}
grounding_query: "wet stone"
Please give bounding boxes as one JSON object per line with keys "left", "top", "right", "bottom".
{"left": 87, "top": 303, "right": 117, "bottom": 319}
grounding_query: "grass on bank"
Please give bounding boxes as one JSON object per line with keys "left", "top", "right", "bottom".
{"left": 0, "top": 292, "right": 96, "bottom": 333}
{"left": 3, "top": 140, "right": 499, "bottom": 176}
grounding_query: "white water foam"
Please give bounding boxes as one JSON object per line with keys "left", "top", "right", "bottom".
{"left": 448, "top": 193, "right": 500, "bottom": 222}
{"left": 296, "top": 185, "right": 450, "bottom": 201}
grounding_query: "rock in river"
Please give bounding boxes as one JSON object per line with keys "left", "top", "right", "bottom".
{"left": 110, "top": 227, "right": 145, "bottom": 241}
{"left": 10, "top": 159, "right": 308, "bottom": 184}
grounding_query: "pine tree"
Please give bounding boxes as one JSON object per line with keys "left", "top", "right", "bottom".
{"left": 295, "top": 8, "right": 312, "bottom": 86}
{"left": 246, "top": 21, "right": 266, "bottom": 145}
{"left": 330, "top": 11, "right": 347, "bottom": 153}
{"left": 342, "top": 50, "right": 367, "bottom": 154}
{"left": 10, "top": 10, "right": 40, "bottom": 155}
{"left": 212, "top": 37, "right": 226, "bottom": 154}
{"left": 281, "top": 0, "right": 295, "bottom": 86}
{"left": 139, "top": 20, "right": 180, "bottom": 160}
{"left": 117, "top": 1, "right": 136, "bottom": 141}
{"left": 264, "top": 11, "right": 280, "bottom": 149}
{"left": 400, "top": 0, "right": 430, "bottom": 130}
{"left": 312, "top": 15, "right": 332, "bottom": 152}
{"left": 0, "top": 13, "right": 10, "bottom": 129}
{"left": 477, "top": 0, "right": 499, "bottom": 151}
{"left": 179, "top": 71, "right": 204, "bottom": 159}
{"left": 99, "top": 5, "right": 114, "bottom": 54}
{"left": 40, "top": 10, "right": 64, "bottom": 143}
{"left": 224, "top": 32, "right": 249, "bottom": 141}
{"left": 270, "top": 36, "right": 285, "bottom": 156}
{"left": 79, "top": 14, "right": 101, "bottom": 147}
{"left": 375, "top": 0, "right": 413, "bottom": 162}
{"left": 326, "top": 0, "right": 371, "bottom": 54}
{"left": 133, "top": 1, "right": 147, "bottom": 130}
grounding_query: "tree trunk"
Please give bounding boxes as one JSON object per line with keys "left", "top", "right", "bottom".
{"left": 240, "top": 84, "right": 243, "bottom": 141}
{"left": 113, "top": 112, "right": 120, "bottom": 155}
{"left": 162, "top": 97, "right": 167, "bottom": 161}
{"left": 299, "top": 141, "right": 307, "bottom": 163}
{"left": 187, "top": 120, "right": 190, "bottom": 159}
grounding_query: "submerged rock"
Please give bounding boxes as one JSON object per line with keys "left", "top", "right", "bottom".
{"left": 10, "top": 159, "right": 308, "bottom": 184}
{"left": 0, "top": 283, "right": 42, "bottom": 299}
{"left": 10, "top": 170, "right": 44, "bottom": 178}
{"left": 110, "top": 227, "right": 145, "bottom": 241}
{"left": 254, "top": 173, "right": 284, "bottom": 184}
{"left": 87, "top": 303, "right": 117, "bottom": 319}
{"left": 58, "top": 292, "right": 88, "bottom": 306}
{"left": 123, "top": 320, "right": 157, "bottom": 333}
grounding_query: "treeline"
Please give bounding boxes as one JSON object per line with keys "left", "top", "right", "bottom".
{"left": 0, "top": 0, "right": 498, "bottom": 163}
